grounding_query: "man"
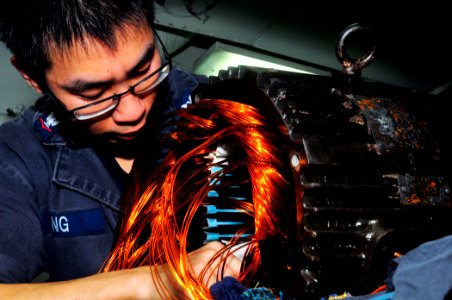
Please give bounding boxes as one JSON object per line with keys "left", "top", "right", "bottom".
{"left": 0, "top": 0, "right": 240, "bottom": 298}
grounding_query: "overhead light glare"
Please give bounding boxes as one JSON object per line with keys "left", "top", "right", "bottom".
{"left": 194, "top": 42, "right": 318, "bottom": 77}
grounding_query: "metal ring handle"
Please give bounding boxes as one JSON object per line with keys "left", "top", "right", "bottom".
{"left": 336, "top": 23, "right": 376, "bottom": 76}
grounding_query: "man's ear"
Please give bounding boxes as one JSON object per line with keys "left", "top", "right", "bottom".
{"left": 10, "top": 55, "right": 44, "bottom": 94}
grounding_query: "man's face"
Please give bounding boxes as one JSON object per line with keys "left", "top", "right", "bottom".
{"left": 44, "top": 23, "right": 161, "bottom": 144}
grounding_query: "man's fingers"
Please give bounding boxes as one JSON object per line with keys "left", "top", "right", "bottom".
{"left": 189, "top": 241, "right": 242, "bottom": 288}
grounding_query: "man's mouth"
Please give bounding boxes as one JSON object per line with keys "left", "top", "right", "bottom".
{"left": 115, "top": 131, "right": 141, "bottom": 141}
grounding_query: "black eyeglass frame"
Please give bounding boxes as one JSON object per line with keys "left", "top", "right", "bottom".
{"left": 52, "top": 28, "right": 172, "bottom": 121}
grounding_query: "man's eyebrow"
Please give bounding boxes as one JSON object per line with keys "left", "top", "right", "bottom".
{"left": 61, "top": 79, "right": 113, "bottom": 95}
{"left": 60, "top": 43, "right": 156, "bottom": 94}
{"left": 126, "top": 44, "right": 156, "bottom": 77}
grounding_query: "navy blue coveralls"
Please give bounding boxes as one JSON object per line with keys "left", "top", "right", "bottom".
{"left": 0, "top": 68, "right": 206, "bottom": 282}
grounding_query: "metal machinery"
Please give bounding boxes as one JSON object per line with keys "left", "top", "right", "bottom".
{"left": 204, "top": 24, "right": 451, "bottom": 299}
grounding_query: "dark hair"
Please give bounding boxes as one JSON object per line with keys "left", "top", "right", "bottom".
{"left": 0, "top": 0, "right": 155, "bottom": 79}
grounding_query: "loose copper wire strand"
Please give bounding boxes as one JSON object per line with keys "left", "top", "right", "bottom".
{"left": 102, "top": 99, "right": 295, "bottom": 299}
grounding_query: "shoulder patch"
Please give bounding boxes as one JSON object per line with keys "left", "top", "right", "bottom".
{"left": 33, "top": 112, "right": 60, "bottom": 142}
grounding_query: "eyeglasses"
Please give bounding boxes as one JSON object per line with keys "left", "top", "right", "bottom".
{"left": 54, "top": 29, "right": 172, "bottom": 121}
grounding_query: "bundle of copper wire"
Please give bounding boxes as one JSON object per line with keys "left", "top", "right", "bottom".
{"left": 102, "top": 98, "right": 299, "bottom": 299}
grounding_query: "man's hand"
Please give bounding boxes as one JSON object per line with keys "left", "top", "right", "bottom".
{"left": 187, "top": 241, "right": 242, "bottom": 289}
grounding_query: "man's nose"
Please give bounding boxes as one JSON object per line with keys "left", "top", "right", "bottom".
{"left": 111, "top": 92, "right": 145, "bottom": 123}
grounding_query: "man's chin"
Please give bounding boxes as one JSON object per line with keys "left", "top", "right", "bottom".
{"left": 95, "top": 134, "right": 144, "bottom": 158}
